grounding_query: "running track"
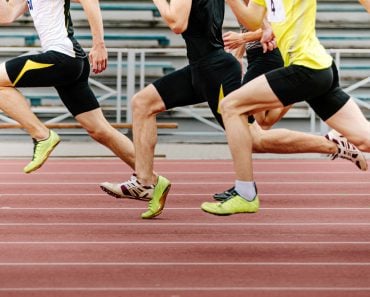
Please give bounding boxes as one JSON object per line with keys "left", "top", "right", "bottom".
{"left": 0, "top": 158, "right": 369, "bottom": 297}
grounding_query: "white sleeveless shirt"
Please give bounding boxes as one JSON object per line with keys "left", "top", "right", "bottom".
{"left": 26, "top": 0, "right": 85, "bottom": 58}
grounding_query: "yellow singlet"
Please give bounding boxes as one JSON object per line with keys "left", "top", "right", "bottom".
{"left": 252, "top": 0, "right": 332, "bottom": 69}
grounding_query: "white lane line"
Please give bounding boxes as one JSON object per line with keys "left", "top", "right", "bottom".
{"left": 0, "top": 160, "right": 339, "bottom": 164}
{"left": 1, "top": 181, "right": 370, "bottom": 184}
{"left": 0, "top": 207, "right": 368, "bottom": 210}
{"left": 0, "top": 222, "right": 368, "bottom": 226}
{"left": 0, "top": 262, "right": 369, "bottom": 266}
{"left": 0, "top": 193, "right": 368, "bottom": 196}
{"left": 0, "top": 241, "right": 369, "bottom": 244}
{"left": 0, "top": 171, "right": 368, "bottom": 174}
{"left": 0, "top": 287, "right": 369, "bottom": 292}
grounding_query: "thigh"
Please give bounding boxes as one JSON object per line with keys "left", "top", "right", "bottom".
{"left": 266, "top": 64, "right": 334, "bottom": 106}
{"left": 55, "top": 59, "right": 99, "bottom": 117}
{"left": 243, "top": 48, "right": 285, "bottom": 123}
{"left": 0, "top": 63, "right": 12, "bottom": 86}
{"left": 307, "top": 62, "right": 350, "bottom": 121}
{"left": 5, "top": 51, "right": 84, "bottom": 87}
{"left": 195, "top": 52, "right": 242, "bottom": 126}
{"left": 56, "top": 82, "right": 99, "bottom": 117}
{"left": 152, "top": 66, "right": 200, "bottom": 110}
{"left": 325, "top": 98, "right": 369, "bottom": 146}
{"left": 222, "top": 73, "right": 284, "bottom": 117}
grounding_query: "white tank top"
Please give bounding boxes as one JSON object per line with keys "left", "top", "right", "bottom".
{"left": 26, "top": 0, "right": 85, "bottom": 58}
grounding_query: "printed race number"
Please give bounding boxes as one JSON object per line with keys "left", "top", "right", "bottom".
{"left": 266, "top": 0, "right": 285, "bottom": 22}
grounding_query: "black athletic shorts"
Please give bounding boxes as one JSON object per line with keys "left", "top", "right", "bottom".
{"left": 265, "top": 61, "right": 350, "bottom": 121}
{"left": 243, "top": 47, "right": 284, "bottom": 84}
{"left": 5, "top": 50, "right": 99, "bottom": 116}
{"left": 243, "top": 47, "right": 284, "bottom": 123}
{"left": 152, "top": 49, "right": 241, "bottom": 127}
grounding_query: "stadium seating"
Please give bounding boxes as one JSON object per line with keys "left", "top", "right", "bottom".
{"left": 71, "top": 2, "right": 160, "bottom": 17}
{"left": 0, "top": 32, "right": 169, "bottom": 47}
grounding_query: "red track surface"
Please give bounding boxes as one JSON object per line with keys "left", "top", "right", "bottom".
{"left": 0, "top": 158, "right": 369, "bottom": 297}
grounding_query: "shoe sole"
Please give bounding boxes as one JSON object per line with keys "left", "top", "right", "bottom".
{"left": 201, "top": 208, "right": 233, "bottom": 216}
{"left": 142, "top": 184, "right": 171, "bottom": 219}
{"left": 201, "top": 208, "right": 258, "bottom": 216}
{"left": 99, "top": 185, "right": 151, "bottom": 201}
{"left": 201, "top": 205, "right": 258, "bottom": 216}
{"left": 24, "top": 139, "right": 61, "bottom": 174}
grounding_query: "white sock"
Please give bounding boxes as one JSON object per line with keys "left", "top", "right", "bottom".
{"left": 235, "top": 180, "right": 256, "bottom": 201}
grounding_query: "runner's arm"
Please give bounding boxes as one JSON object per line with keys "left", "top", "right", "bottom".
{"left": 226, "top": 0, "right": 266, "bottom": 31}
{"left": 153, "top": 0, "right": 192, "bottom": 34}
{"left": 223, "top": 29, "right": 262, "bottom": 50}
{"left": 78, "top": 0, "right": 107, "bottom": 74}
{"left": 0, "top": 0, "right": 27, "bottom": 24}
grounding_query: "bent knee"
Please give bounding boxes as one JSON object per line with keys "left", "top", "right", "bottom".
{"left": 219, "top": 98, "right": 240, "bottom": 119}
{"left": 86, "top": 127, "right": 107, "bottom": 143}
{"left": 83, "top": 123, "right": 113, "bottom": 143}
{"left": 131, "top": 89, "right": 165, "bottom": 117}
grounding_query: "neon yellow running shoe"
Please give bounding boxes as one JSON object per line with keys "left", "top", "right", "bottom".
{"left": 23, "top": 130, "right": 61, "bottom": 174}
{"left": 141, "top": 175, "right": 171, "bottom": 219}
{"left": 201, "top": 191, "right": 259, "bottom": 216}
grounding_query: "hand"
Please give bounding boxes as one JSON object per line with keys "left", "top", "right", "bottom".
{"left": 223, "top": 31, "right": 245, "bottom": 50}
{"left": 260, "top": 27, "right": 277, "bottom": 53}
{"left": 261, "top": 38, "right": 277, "bottom": 53}
{"left": 89, "top": 42, "right": 108, "bottom": 74}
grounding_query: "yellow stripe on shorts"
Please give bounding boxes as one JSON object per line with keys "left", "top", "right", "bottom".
{"left": 13, "top": 59, "right": 54, "bottom": 86}
{"left": 217, "top": 84, "right": 224, "bottom": 114}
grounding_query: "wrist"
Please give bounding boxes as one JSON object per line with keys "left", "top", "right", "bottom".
{"left": 92, "top": 39, "right": 106, "bottom": 47}
{"left": 242, "top": 33, "right": 249, "bottom": 43}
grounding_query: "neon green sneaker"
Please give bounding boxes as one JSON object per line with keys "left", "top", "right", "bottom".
{"left": 141, "top": 175, "right": 171, "bottom": 219}
{"left": 201, "top": 191, "right": 259, "bottom": 215}
{"left": 23, "top": 130, "right": 61, "bottom": 174}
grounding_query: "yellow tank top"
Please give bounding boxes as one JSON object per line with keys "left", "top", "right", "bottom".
{"left": 252, "top": 0, "right": 332, "bottom": 69}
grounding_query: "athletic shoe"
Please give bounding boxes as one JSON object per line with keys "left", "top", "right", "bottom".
{"left": 23, "top": 130, "right": 60, "bottom": 174}
{"left": 141, "top": 175, "right": 171, "bottom": 219}
{"left": 201, "top": 190, "right": 259, "bottom": 216}
{"left": 100, "top": 174, "right": 154, "bottom": 200}
{"left": 213, "top": 186, "right": 235, "bottom": 201}
{"left": 325, "top": 129, "right": 368, "bottom": 171}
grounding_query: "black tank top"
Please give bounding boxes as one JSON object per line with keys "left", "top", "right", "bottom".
{"left": 182, "top": 0, "right": 225, "bottom": 63}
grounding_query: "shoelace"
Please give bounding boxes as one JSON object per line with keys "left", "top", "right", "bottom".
{"left": 31, "top": 133, "right": 52, "bottom": 161}
{"left": 332, "top": 138, "right": 358, "bottom": 160}
{"left": 126, "top": 175, "right": 155, "bottom": 201}
{"left": 215, "top": 186, "right": 234, "bottom": 197}
{"left": 221, "top": 190, "right": 239, "bottom": 204}
{"left": 31, "top": 138, "right": 38, "bottom": 161}
{"left": 31, "top": 138, "right": 47, "bottom": 161}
